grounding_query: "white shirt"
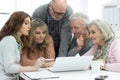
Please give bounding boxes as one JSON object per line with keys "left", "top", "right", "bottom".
{"left": 0, "top": 35, "right": 20, "bottom": 80}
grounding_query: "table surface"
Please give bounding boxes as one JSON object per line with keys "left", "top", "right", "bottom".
{"left": 20, "top": 69, "right": 120, "bottom": 80}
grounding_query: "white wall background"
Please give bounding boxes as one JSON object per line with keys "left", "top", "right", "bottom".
{"left": 87, "top": 0, "right": 111, "bottom": 21}
{"left": 0, "top": 0, "right": 114, "bottom": 29}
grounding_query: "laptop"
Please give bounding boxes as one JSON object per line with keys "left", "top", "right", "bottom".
{"left": 48, "top": 56, "right": 93, "bottom": 72}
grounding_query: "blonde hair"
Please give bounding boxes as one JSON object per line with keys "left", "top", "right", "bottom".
{"left": 88, "top": 19, "right": 115, "bottom": 42}
{"left": 28, "top": 18, "right": 49, "bottom": 50}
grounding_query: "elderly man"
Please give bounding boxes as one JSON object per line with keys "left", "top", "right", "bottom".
{"left": 67, "top": 12, "right": 93, "bottom": 56}
{"left": 32, "top": 0, "right": 73, "bottom": 57}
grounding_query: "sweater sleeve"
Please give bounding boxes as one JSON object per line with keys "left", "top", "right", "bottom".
{"left": 20, "top": 49, "right": 36, "bottom": 66}
{"left": 2, "top": 36, "right": 20, "bottom": 74}
{"left": 83, "top": 45, "right": 98, "bottom": 56}
{"left": 105, "top": 39, "right": 120, "bottom": 72}
{"left": 32, "top": 4, "right": 48, "bottom": 21}
{"left": 67, "top": 47, "right": 79, "bottom": 56}
{"left": 58, "top": 5, "right": 73, "bottom": 57}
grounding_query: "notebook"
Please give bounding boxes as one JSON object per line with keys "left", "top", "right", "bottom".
{"left": 22, "top": 69, "right": 59, "bottom": 80}
{"left": 48, "top": 56, "right": 93, "bottom": 72}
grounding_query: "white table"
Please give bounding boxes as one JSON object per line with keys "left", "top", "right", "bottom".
{"left": 20, "top": 69, "right": 120, "bottom": 80}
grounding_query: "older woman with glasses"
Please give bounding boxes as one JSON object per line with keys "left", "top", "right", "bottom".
{"left": 32, "top": 0, "right": 73, "bottom": 57}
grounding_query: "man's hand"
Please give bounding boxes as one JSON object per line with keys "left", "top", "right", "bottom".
{"left": 77, "top": 35, "right": 84, "bottom": 50}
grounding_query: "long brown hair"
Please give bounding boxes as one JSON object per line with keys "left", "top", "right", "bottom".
{"left": 0, "top": 11, "right": 31, "bottom": 45}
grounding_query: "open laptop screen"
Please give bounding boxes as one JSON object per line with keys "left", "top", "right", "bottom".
{"left": 48, "top": 56, "right": 93, "bottom": 72}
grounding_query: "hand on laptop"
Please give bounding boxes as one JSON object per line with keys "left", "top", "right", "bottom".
{"left": 45, "top": 61, "right": 54, "bottom": 68}
{"left": 41, "top": 59, "right": 55, "bottom": 68}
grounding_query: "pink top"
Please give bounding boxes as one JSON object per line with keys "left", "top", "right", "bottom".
{"left": 84, "top": 39, "right": 120, "bottom": 72}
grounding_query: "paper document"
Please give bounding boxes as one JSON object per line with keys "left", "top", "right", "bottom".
{"left": 23, "top": 69, "right": 59, "bottom": 79}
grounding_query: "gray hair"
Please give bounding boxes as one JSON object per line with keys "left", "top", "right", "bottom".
{"left": 89, "top": 19, "right": 115, "bottom": 42}
{"left": 69, "top": 12, "right": 89, "bottom": 25}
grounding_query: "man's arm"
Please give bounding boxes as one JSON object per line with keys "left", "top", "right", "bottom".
{"left": 67, "top": 47, "right": 79, "bottom": 56}
{"left": 58, "top": 5, "right": 73, "bottom": 57}
{"left": 32, "top": 4, "right": 48, "bottom": 21}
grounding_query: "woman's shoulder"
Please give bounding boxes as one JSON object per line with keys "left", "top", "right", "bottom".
{"left": 48, "top": 35, "right": 53, "bottom": 41}
{"left": 112, "top": 38, "right": 120, "bottom": 44}
{"left": 110, "top": 38, "right": 120, "bottom": 47}
{"left": 1, "top": 35, "right": 16, "bottom": 42}
{"left": 0, "top": 35, "right": 17, "bottom": 47}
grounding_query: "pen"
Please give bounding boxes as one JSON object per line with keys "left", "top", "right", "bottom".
{"left": 45, "top": 59, "right": 54, "bottom": 62}
{"left": 43, "top": 76, "right": 59, "bottom": 79}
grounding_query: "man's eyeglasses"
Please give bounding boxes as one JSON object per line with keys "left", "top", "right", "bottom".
{"left": 51, "top": 4, "right": 65, "bottom": 16}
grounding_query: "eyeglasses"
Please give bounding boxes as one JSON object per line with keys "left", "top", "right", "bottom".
{"left": 51, "top": 4, "right": 65, "bottom": 16}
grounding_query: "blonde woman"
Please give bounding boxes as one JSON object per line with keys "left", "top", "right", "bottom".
{"left": 21, "top": 19, "right": 55, "bottom": 68}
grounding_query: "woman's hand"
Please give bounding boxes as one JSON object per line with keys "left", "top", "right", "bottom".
{"left": 44, "top": 61, "right": 54, "bottom": 68}
{"left": 41, "top": 59, "right": 55, "bottom": 68}
{"left": 33, "top": 57, "right": 45, "bottom": 70}
{"left": 97, "top": 59, "right": 106, "bottom": 70}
